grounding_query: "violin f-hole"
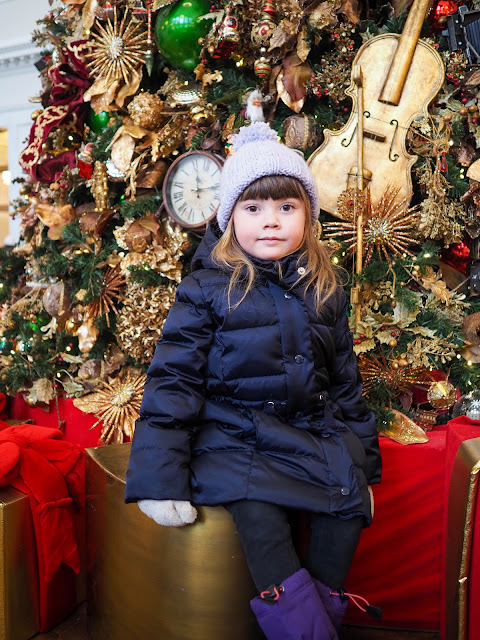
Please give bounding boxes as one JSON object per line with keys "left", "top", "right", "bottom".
{"left": 389, "top": 120, "right": 400, "bottom": 162}
{"left": 341, "top": 124, "right": 356, "bottom": 148}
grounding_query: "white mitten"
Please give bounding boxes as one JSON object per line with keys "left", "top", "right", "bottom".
{"left": 368, "top": 486, "right": 374, "bottom": 519}
{"left": 138, "top": 499, "right": 197, "bottom": 527}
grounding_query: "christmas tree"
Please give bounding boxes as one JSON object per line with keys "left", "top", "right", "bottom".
{"left": 1, "top": 0, "right": 480, "bottom": 444}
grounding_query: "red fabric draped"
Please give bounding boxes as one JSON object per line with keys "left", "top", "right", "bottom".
{"left": 0, "top": 422, "right": 85, "bottom": 630}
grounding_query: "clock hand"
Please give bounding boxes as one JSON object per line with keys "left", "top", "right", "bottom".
{"left": 197, "top": 185, "right": 218, "bottom": 191}
{"left": 196, "top": 171, "right": 200, "bottom": 198}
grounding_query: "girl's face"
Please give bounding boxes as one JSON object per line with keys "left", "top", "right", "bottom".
{"left": 232, "top": 197, "right": 306, "bottom": 261}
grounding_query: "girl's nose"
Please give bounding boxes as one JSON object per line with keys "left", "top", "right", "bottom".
{"left": 263, "top": 207, "right": 280, "bottom": 227}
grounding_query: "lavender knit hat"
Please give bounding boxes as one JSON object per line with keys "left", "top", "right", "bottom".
{"left": 216, "top": 122, "right": 320, "bottom": 232}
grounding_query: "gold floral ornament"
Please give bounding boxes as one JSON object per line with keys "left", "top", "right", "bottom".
{"left": 114, "top": 217, "right": 189, "bottom": 283}
{"left": 84, "top": 8, "right": 148, "bottom": 112}
{"left": 109, "top": 113, "right": 188, "bottom": 197}
{"left": 73, "top": 367, "right": 147, "bottom": 443}
{"left": 322, "top": 186, "right": 419, "bottom": 266}
{"left": 409, "top": 115, "right": 466, "bottom": 246}
{"left": 84, "top": 265, "right": 126, "bottom": 327}
{"left": 116, "top": 282, "right": 176, "bottom": 364}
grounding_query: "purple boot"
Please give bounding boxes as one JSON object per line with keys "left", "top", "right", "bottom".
{"left": 250, "top": 568, "right": 339, "bottom": 640}
{"left": 312, "top": 579, "right": 348, "bottom": 631}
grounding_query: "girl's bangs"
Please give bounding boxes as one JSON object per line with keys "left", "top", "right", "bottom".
{"left": 239, "top": 175, "right": 308, "bottom": 202}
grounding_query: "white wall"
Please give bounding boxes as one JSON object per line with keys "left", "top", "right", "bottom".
{"left": 0, "top": 0, "right": 51, "bottom": 245}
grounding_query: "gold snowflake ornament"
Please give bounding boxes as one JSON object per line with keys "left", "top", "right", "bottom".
{"left": 323, "top": 186, "right": 420, "bottom": 265}
{"left": 74, "top": 367, "right": 147, "bottom": 444}
{"left": 87, "top": 8, "right": 148, "bottom": 85}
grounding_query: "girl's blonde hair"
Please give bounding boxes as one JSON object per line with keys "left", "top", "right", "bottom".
{"left": 211, "top": 175, "right": 339, "bottom": 312}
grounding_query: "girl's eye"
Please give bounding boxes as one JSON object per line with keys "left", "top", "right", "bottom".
{"left": 246, "top": 205, "right": 259, "bottom": 212}
{"left": 281, "top": 204, "right": 293, "bottom": 211}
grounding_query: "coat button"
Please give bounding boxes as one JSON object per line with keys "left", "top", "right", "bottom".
{"left": 284, "top": 292, "right": 293, "bottom": 299}
{"left": 318, "top": 393, "right": 325, "bottom": 403}
{"left": 341, "top": 487, "right": 350, "bottom": 496}
{"left": 295, "top": 354, "right": 304, "bottom": 364}
{"left": 297, "top": 267, "right": 306, "bottom": 275}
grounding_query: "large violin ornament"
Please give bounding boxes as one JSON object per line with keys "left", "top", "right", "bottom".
{"left": 308, "top": 0, "right": 445, "bottom": 217}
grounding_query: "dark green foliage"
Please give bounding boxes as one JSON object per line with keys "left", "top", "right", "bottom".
{"left": 119, "top": 195, "right": 162, "bottom": 220}
{"left": 445, "top": 155, "right": 469, "bottom": 198}
{"left": 128, "top": 265, "right": 171, "bottom": 287}
{"left": 0, "top": 250, "right": 26, "bottom": 303}
{"left": 88, "top": 116, "right": 123, "bottom": 162}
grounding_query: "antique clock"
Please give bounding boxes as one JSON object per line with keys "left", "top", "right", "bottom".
{"left": 162, "top": 150, "right": 223, "bottom": 229}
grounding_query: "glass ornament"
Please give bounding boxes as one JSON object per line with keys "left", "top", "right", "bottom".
{"left": 452, "top": 389, "right": 480, "bottom": 422}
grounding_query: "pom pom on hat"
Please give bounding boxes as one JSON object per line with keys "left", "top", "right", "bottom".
{"left": 217, "top": 123, "right": 319, "bottom": 232}
{"left": 231, "top": 122, "right": 278, "bottom": 151}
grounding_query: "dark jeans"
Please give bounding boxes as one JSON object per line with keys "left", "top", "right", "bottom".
{"left": 225, "top": 500, "right": 363, "bottom": 593}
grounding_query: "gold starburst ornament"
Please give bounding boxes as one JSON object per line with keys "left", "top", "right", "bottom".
{"left": 73, "top": 367, "right": 147, "bottom": 444}
{"left": 358, "top": 352, "right": 425, "bottom": 397}
{"left": 323, "top": 186, "right": 420, "bottom": 266}
{"left": 84, "top": 8, "right": 148, "bottom": 111}
{"left": 87, "top": 8, "right": 148, "bottom": 85}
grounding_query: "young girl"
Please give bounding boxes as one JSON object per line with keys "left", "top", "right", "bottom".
{"left": 125, "top": 122, "right": 382, "bottom": 639}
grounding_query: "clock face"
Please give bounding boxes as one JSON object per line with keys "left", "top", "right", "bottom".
{"left": 163, "top": 151, "right": 223, "bottom": 229}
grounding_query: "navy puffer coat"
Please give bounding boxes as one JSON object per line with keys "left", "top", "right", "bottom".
{"left": 125, "top": 224, "right": 381, "bottom": 524}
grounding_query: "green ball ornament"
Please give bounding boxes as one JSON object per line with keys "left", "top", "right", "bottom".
{"left": 155, "top": 0, "right": 213, "bottom": 70}
{"left": 87, "top": 108, "right": 110, "bottom": 134}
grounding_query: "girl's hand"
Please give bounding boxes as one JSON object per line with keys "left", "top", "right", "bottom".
{"left": 368, "top": 486, "right": 374, "bottom": 519}
{"left": 138, "top": 499, "right": 197, "bottom": 527}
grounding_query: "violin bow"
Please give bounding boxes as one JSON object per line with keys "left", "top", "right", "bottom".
{"left": 351, "top": 64, "right": 366, "bottom": 332}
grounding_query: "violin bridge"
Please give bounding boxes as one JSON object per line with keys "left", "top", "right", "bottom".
{"left": 364, "top": 129, "right": 386, "bottom": 143}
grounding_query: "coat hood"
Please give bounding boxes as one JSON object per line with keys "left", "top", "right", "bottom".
{"left": 191, "top": 222, "right": 221, "bottom": 272}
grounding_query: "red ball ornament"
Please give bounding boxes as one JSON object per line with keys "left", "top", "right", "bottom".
{"left": 432, "top": 0, "right": 459, "bottom": 29}
{"left": 440, "top": 241, "right": 470, "bottom": 274}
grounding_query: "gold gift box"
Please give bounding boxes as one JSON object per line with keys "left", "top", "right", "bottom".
{"left": 445, "top": 436, "right": 480, "bottom": 640}
{"left": 86, "top": 444, "right": 263, "bottom": 640}
{"left": 0, "top": 487, "right": 39, "bottom": 640}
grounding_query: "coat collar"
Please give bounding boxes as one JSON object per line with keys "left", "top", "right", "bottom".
{"left": 192, "top": 222, "right": 307, "bottom": 290}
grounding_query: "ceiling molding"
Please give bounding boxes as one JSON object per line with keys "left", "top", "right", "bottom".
{"left": 0, "top": 41, "right": 40, "bottom": 73}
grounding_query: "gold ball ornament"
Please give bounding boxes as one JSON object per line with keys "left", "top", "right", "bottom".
{"left": 127, "top": 92, "right": 164, "bottom": 131}
{"left": 463, "top": 312, "right": 480, "bottom": 345}
{"left": 283, "top": 115, "right": 319, "bottom": 151}
{"left": 43, "top": 282, "right": 71, "bottom": 318}
{"left": 388, "top": 338, "right": 398, "bottom": 348}
{"left": 427, "top": 380, "right": 457, "bottom": 409}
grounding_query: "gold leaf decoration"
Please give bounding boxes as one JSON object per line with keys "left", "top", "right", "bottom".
{"left": 380, "top": 409, "right": 429, "bottom": 445}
